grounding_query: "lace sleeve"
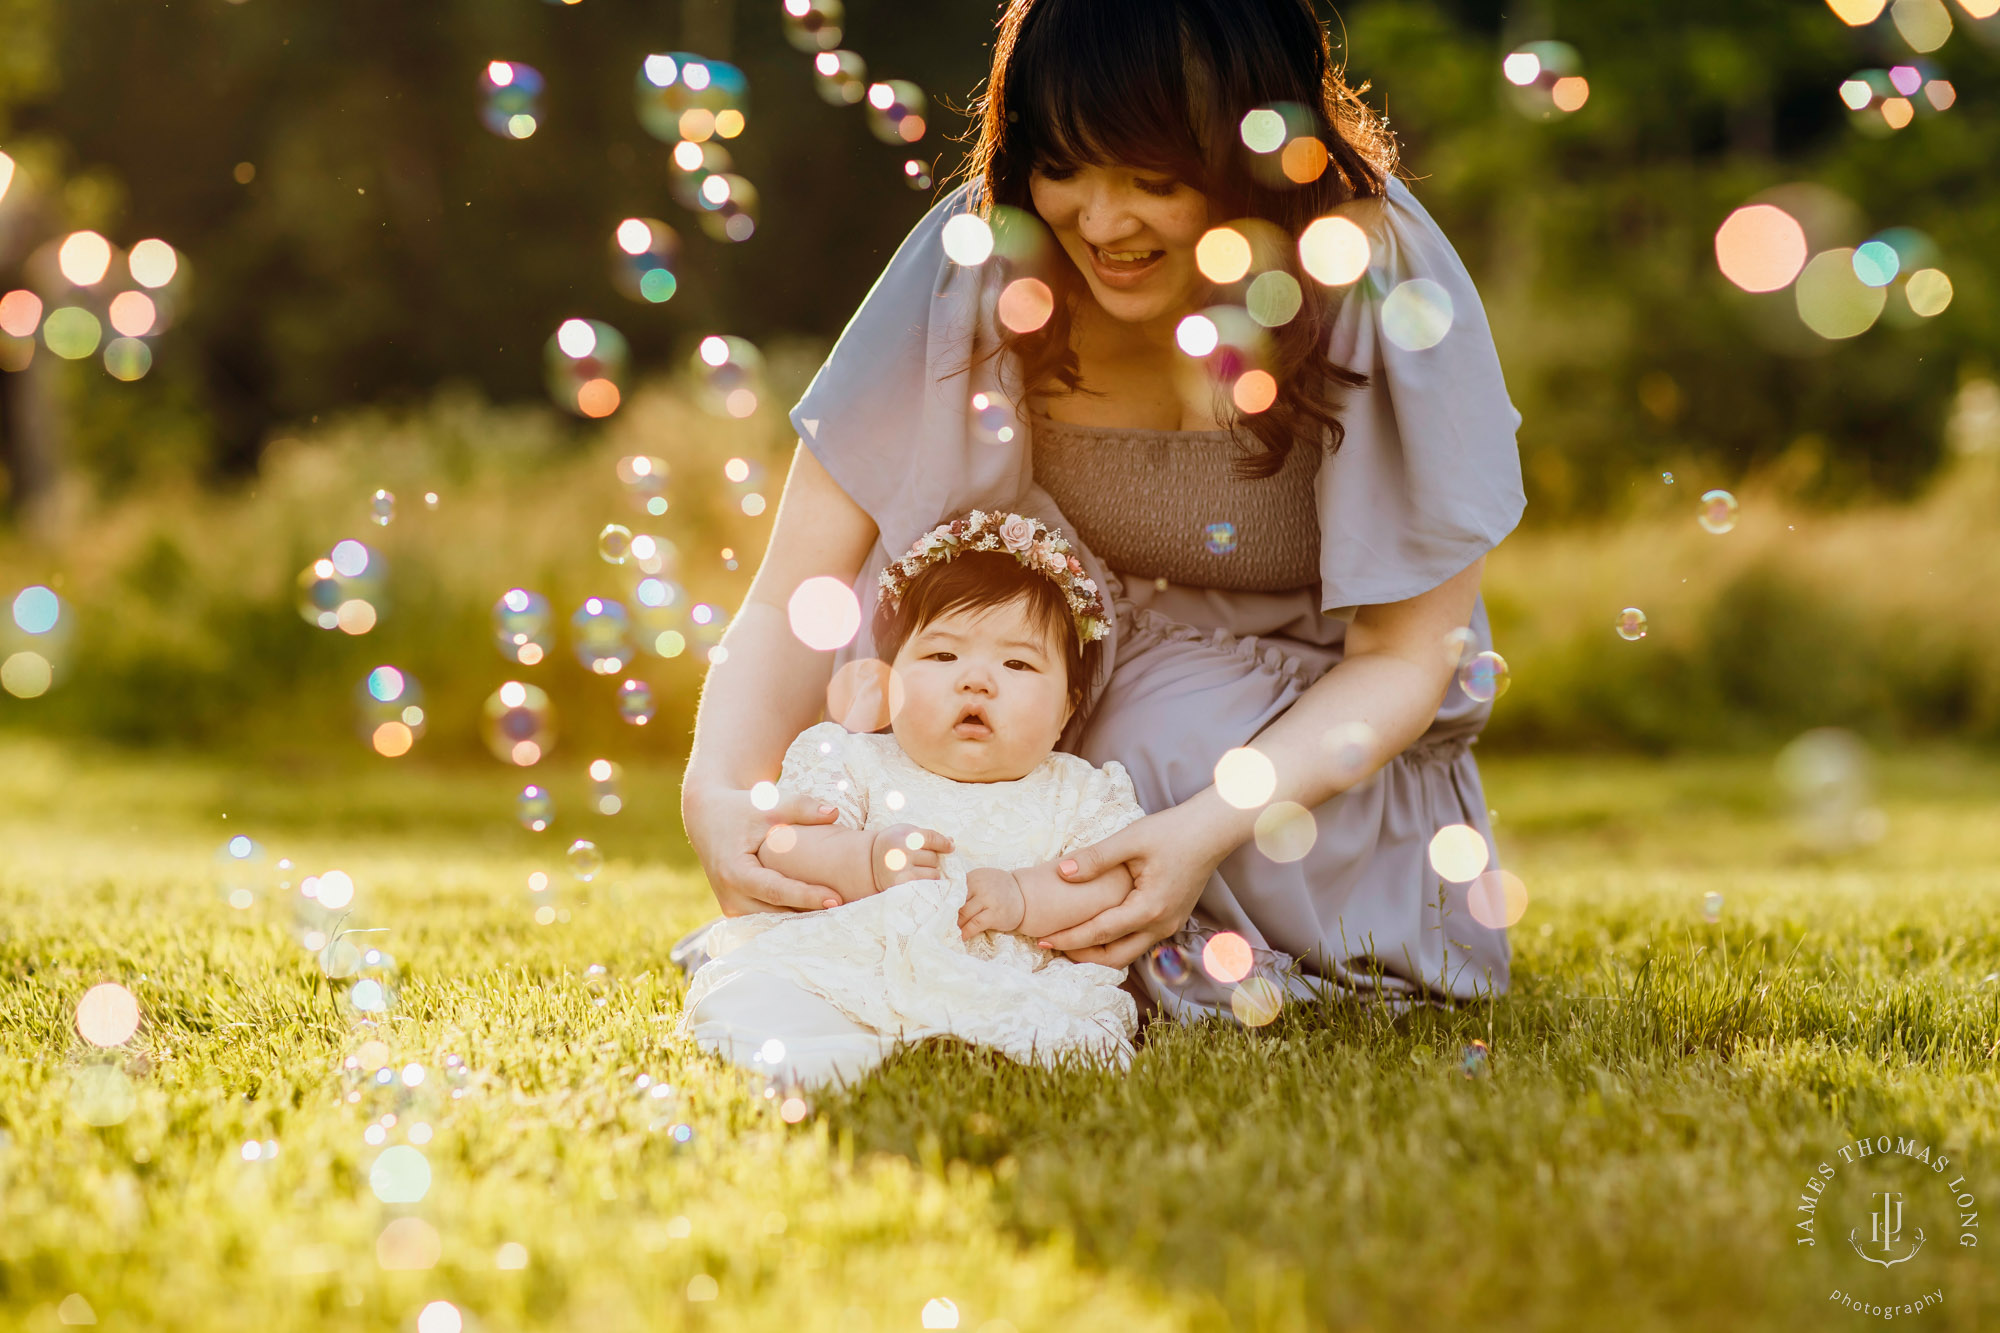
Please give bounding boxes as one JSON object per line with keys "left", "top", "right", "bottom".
{"left": 776, "top": 722, "right": 869, "bottom": 829}
{"left": 1057, "top": 759, "right": 1149, "bottom": 857}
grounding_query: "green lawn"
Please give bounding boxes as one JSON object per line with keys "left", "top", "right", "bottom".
{"left": 2, "top": 738, "right": 1997, "bottom": 1332}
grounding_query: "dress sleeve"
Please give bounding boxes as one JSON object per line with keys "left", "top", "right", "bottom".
{"left": 1057, "top": 760, "right": 1150, "bottom": 857}
{"left": 1315, "top": 176, "right": 1527, "bottom": 620}
{"left": 776, "top": 721, "right": 870, "bottom": 829}
{"left": 789, "top": 182, "right": 1031, "bottom": 564}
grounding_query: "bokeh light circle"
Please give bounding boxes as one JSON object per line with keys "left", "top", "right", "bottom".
{"left": 77, "top": 983, "right": 141, "bottom": 1046}
{"left": 1213, "top": 747, "right": 1277, "bottom": 809}
{"left": 1427, "top": 824, "right": 1490, "bottom": 882}
{"left": 1714, "top": 205, "right": 1808, "bottom": 293}
{"left": 787, "top": 576, "right": 862, "bottom": 651}
{"left": 1201, "top": 932, "right": 1254, "bottom": 985}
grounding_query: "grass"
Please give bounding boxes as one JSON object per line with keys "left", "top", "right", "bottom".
{"left": 2, "top": 738, "right": 1999, "bottom": 1332}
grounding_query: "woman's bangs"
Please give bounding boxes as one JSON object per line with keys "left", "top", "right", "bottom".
{"left": 1007, "top": 9, "right": 1207, "bottom": 178}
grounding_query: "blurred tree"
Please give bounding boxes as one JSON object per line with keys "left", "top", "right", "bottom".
{"left": 0, "top": 0, "right": 1992, "bottom": 516}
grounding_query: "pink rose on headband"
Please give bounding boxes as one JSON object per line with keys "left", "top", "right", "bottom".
{"left": 1066, "top": 555, "right": 1084, "bottom": 576}
{"left": 998, "top": 515, "right": 1036, "bottom": 551}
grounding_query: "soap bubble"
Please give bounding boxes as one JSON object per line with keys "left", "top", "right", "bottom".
{"left": 1456, "top": 651, "right": 1510, "bottom": 703}
{"left": 1203, "top": 521, "right": 1238, "bottom": 556}
{"left": 215, "top": 835, "right": 268, "bottom": 910}
{"left": 1702, "top": 891, "right": 1724, "bottom": 924}
{"left": 904, "top": 159, "right": 933, "bottom": 191}
{"left": 518, "top": 784, "right": 554, "bottom": 832}
{"left": 493, "top": 588, "right": 553, "bottom": 666}
{"left": 812, "top": 50, "right": 868, "bottom": 105}
{"left": 480, "top": 61, "right": 545, "bottom": 140}
{"left": 693, "top": 335, "right": 765, "bottom": 418}
{"left": 589, "top": 758, "right": 624, "bottom": 816}
{"left": 610, "top": 217, "right": 681, "bottom": 304}
{"left": 356, "top": 665, "right": 426, "bottom": 758}
{"left": 1615, "top": 607, "right": 1648, "bottom": 641}
{"left": 1697, "top": 489, "right": 1739, "bottom": 535}
{"left": 782, "top": 0, "right": 844, "bottom": 51}
{"left": 545, "top": 319, "right": 628, "bottom": 419}
{"left": 636, "top": 53, "right": 748, "bottom": 144}
{"left": 572, "top": 597, "right": 633, "bottom": 674}
{"left": 483, "top": 681, "right": 555, "bottom": 766}
{"left": 598, "top": 524, "right": 634, "bottom": 564}
{"left": 669, "top": 139, "right": 735, "bottom": 210}
{"left": 865, "top": 80, "right": 928, "bottom": 145}
{"left": 369, "top": 489, "right": 395, "bottom": 525}
{"left": 693, "top": 173, "right": 759, "bottom": 244}
{"left": 1144, "top": 941, "right": 1194, "bottom": 989}
{"left": 618, "top": 678, "right": 655, "bottom": 725}
{"left": 295, "top": 546, "right": 385, "bottom": 634}
{"left": 568, "top": 839, "right": 605, "bottom": 881}
{"left": 1460, "top": 1039, "right": 1490, "bottom": 1079}
{"left": 616, "top": 455, "right": 669, "bottom": 514}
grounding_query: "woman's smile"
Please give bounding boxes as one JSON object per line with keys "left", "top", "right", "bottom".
{"left": 1086, "top": 243, "right": 1167, "bottom": 288}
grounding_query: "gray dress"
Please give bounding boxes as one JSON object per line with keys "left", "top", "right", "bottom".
{"left": 687, "top": 177, "right": 1526, "bottom": 1018}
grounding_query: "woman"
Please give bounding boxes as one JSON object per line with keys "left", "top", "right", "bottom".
{"left": 676, "top": 0, "right": 1524, "bottom": 1023}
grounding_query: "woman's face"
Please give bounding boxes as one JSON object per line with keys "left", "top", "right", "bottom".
{"left": 1028, "top": 162, "right": 1212, "bottom": 327}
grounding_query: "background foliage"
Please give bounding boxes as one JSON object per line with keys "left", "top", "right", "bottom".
{"left": 1, "top": 0, "right": 1996, "bottom": 756}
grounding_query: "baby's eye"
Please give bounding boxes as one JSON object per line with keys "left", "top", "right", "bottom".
{"left": 1004, "top": 659, "right": 1037, "bottom": 672}
{"left": 926, "top": 651, "right": 957, "bottom": 662}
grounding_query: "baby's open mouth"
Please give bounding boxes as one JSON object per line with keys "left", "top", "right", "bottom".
{"left": 953, "top": 705, "right": 993, "bottom": 739}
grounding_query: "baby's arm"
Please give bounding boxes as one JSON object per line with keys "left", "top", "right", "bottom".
{"left": 957, "top": 858, "right": 1135, "bottom": 941}
{"left": 758, "top": 822, "right": 956, "bottom": 909}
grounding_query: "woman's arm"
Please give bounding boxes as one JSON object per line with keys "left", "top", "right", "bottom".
{"left": 1035, "top": 556, "right": 1488, "bottom": 967}
{"left": 680, "top": 443, "right": 881, "bottom": 915}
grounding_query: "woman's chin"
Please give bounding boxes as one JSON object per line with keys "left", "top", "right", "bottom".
{"left": 1081, "top": 276, "right": 1184, "bottom": 327}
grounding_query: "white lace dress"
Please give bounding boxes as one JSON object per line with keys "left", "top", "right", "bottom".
{"left": 680, "top": 721, "right": 1150, "bottom": 1080}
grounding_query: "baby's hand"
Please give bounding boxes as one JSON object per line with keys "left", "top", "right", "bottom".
{"left": 869, "top": 823, "right": 954, "bottom": 894}
{"left": 958, "top": 867, "right": 1026, "bottom": 939}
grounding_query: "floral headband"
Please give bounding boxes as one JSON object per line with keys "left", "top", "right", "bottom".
{"left": 878, "top": 510, "right": 1110, "bottom": 644}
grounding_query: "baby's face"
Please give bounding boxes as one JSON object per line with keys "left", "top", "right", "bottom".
{"left": 888, "top": 597, "right": 1075, "bottom": 783}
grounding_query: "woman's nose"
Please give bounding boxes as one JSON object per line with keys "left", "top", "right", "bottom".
{"left": 1076, "top": 185, "right": 1141, "bottom": 247}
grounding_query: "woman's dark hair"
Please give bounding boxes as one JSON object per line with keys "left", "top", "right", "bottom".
{"left": 874, "top": 549, "right": 1101, "bottom": 720}
{"left": 962, "top": 0, "right": 1397, "bottom": 479}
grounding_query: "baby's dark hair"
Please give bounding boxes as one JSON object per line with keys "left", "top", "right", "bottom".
{"left": 873, "top": 548, "right": 1101, "bottom": 719}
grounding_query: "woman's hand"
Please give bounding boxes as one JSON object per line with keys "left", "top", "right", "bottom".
{"left": 683, "top": 783, "right": 843, "bottom": 917}
{"left": 1034, "top": 807, "right": 1226, "bottom": 968}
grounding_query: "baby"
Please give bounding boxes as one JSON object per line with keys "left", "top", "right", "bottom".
{"left": 679, "top": 510, "right": 1149, "bottom": 1088}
